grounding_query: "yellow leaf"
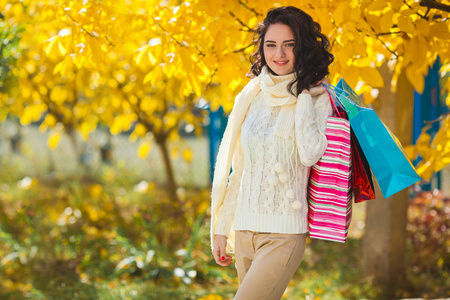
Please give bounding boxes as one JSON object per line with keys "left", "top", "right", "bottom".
{"left": 248, "top": 16, "right": 258, "bottom": 28}
{"left": 148, "top": 50, "right": 157, "bottom": 65}
{"left": 398, "top": 16, "right": 415, "bottom": 36}
{"left": 430, "top": 22, "right": 450, "bottom": 39}
{"left": 434, "top": 152, "right": 450, "bottom": 173}
{"left": 361, "top": 89, "right": 377, "bottom": 105}
{"left": 187, "top": 76, "right": 202, "bottom": 97}
{"left": 48, "top": 132, "right": 61, "bottom": 149}
{"left": 20, "top": 104, "right": 46, "bottom": 125}
{"left": 50, "top": 86, "right": 69, "bottom": 105}
{"left": 366, "top": 0, "right": 387, "bottom": 12}
{"left": 80, "top": 116, "right": 98, "bottom": 141}
{"left": 44, "top": 36, "right": 60, "bottom": 57}
{"left": 39, "top": 114, "right": 57, "bottom": 132}
{"left": 364, "top": 14, "right": 382, "bottom": 32}
{"left": 350, "top": 7, "right": 361, "bottom": 21}
{"left": 138, "top": 142, "right": 151, "bottom": 159}
{"left": 402, "top": 39, "right": 413, "bottom": 66}
{"left": 88, "top": 38, "right": 103, "bottom": 63}
{"left": 182, "top": 148, "right": 193, "bottom": 162}
{"left": 403, "top": 145, "right": 417, "bottom": 161}
{"left": 360, "top": 67, "right": 384, "bottom": 87}
{"left": 415, "top": 18, "right": 430, "bottom": 35}
{"left": 416, "top": 132, "right": 431, "bottom": 159}
{"left": 430, "top": 115, "right": 450, "bottom": 171}
{"left": 134, "top": 123, "right": 148, "bottom": 137}
{"left": 72, "top": 53, "right": 85, "bottom": 69}
{"left": 134, "top": 45, "right": 149, "bottom": 65}
{"left": 416, "top": 158, "right": 434, "bottom": 181}
{"left": 147, "top": 65, "right": 164, "bottom": 86}
{"left": 179, "top": 47, "right": 193, "bottom": 73}
{"left": 380, "top": 10, "right": 394, "bottom": 32}
{"left": 143, "top": 72, "right": 153, "bottom": 85}
{"left": 390, "top": 0, "right": 404, "bottom": 10}
{"left": 58, "top": 41, "right": 67, "bottom": 56}
{"left": 110, "top": 115, "right": 136, "bottom": 135}
{"left": 406, "top": 66, "right": 425, "bottom": 94}
{"left": 333, "top": 2, "right": 348, "bottom": 24}
{"left": 53, "top": 56, "right": 72, "bottom": 75}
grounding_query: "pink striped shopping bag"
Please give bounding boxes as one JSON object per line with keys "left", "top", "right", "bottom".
{"left": 308, "top": 90, "right": 352, "bottom": 243}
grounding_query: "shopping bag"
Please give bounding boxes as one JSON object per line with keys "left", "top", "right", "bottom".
{"left": 308, "top": 89, "right": 353, "bottom": 243}
{"left": 351, "top": 129, "right": 376, "bottom": 203}
{"left": 323, "top": 80, "right": 421, "bottom": 199}
{"left": 326, "top": 87, "right": 376, "bottom": 203}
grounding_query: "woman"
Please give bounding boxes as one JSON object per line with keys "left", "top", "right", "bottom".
{"left": 210, "top": 6, "right": 334, "bottom": 299}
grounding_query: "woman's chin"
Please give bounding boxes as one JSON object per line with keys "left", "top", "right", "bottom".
{"left": 269, "top": 65, "right": 294, "bottom": 76}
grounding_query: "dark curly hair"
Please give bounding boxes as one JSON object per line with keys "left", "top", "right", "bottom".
{"left": 248, "top": 6, "right": 334, "bottom": 97}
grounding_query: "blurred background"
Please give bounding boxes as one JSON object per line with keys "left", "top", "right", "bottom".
{"left": 0, "top": 0, "right": 449, "bottom": 299}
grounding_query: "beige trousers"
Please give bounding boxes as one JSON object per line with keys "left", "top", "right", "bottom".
{"left": 233, "top": 230, "right": 307, "bottom": 300}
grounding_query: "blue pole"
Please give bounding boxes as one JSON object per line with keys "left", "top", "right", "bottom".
{"left": 208, "top": 106, "right": 227, "bottom": 183}
{"left": 412, "top": 57, "right": 445, "bottom": 190}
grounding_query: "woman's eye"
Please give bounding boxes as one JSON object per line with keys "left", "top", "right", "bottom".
{"left": 286, "top": 43, "right": 295, "bottom": 47}
{"left": 266, "top": 44, "right": 275, "bottom": 47}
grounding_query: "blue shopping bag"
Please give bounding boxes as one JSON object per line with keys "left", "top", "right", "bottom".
{"left": 323, "top": 79, "right": 421, "bottom": 199}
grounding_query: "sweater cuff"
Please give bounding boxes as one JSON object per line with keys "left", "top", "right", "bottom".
{"left": 214, "top": 216, "right": 233, "bottom": 237}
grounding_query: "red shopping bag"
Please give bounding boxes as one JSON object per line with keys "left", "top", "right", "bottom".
{"left": 351, "top": 130, "right": 376, "bottom": 203}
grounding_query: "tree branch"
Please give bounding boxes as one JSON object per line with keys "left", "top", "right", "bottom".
{"left": 424, "top": 111, "right": 449, "bottom": 124}
{"left": 65, "top": 13, "right": 115, "bottom": 47}
{"left": 233, "top": 42, "right": 254, "bottom": 53}
{"left": 376, "top": 30, "right": 406, "bottom": 36}
{"left": 228, "top": 11, "right": 255, "bottom": 32}
{"left": 155, "top": 22, "right": 205, "bottom": 57}
{"left": 403, "top": 0, "right": 427, "bottom": 19}
{"left": 238, "top": 0, "right": 263, "bottom": 17}
{"left": 419, "top": 0, "right": 450, "bottom": 13}
{"left": 360, "top": 14, "right": 399, "bottom": 58}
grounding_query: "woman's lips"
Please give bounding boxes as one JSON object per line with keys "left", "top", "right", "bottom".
{"left": 274, "top": 60, "right": 288, "bottom": 66}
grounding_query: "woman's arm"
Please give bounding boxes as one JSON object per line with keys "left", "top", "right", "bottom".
{"left": 294, "top": 90, "right": 333, "bottom": 167}
{"left": 213, "top": 134, "right": 245, "bottom": 237}
{"left": 212, "top": 133, "right": 244, "bottom": 267}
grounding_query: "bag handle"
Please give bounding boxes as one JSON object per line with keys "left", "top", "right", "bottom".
{"left": 323, "top": 86, "right": 343, "bottom": 118}
{"left": 323, "top": 82, "right": 363, "bottom": 108}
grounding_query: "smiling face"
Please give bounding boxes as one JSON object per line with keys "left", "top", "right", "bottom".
{"left": 263, "top": 23, "right": 296, "bottom": 76}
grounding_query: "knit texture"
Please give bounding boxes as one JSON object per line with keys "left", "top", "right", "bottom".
{"left": 210, "top": 67, "right": 332, "bottom": 251}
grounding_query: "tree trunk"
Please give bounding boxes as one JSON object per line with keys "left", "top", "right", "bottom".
{"left": 362, "top": 62, "right": 414, "bottom": 298}
{"left": 156, "top": 135, "right": 179, "bottom": 203}
{"left": 66, "top": 127, "right": 80, "bottom": 162}
{"left": 66, "top": 126, "right": 89, "bottom": 172}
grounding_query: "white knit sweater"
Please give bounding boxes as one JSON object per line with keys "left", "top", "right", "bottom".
{"left": 214, "top": 71, "right": 333, "bottom": 237}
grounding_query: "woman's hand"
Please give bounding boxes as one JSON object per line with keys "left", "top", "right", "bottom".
{"left": 302, "top": 77, "right": 329, "bottom": 97}
{"left": 213, "top": 235, "right": 233, "bottom": 267}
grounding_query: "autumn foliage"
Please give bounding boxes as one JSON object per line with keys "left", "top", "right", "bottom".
{"left": 1, "top": 0, "right": 449, "bottom": 183}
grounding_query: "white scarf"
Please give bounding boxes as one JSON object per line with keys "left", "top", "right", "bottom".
{"left": 210, "top": 65, "right": 299, "bottom": 251}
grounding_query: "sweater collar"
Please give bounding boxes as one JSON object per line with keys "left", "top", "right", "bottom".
{"left": 259, "top": 65, "right": 298, "bottom": 109}
{"left": 260, "top": 65, "right": 297, "bottom": 97}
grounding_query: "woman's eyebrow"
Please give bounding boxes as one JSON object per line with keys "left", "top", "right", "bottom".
{"left": 264, "top": 39, "right": 295, "bottom": 43}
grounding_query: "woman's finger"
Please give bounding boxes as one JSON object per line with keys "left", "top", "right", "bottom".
{"left": 309, "top": 85, "right": 326, "bottom": 97}
{"left": 212, "top": 236, "right": 231, "bottom": 266}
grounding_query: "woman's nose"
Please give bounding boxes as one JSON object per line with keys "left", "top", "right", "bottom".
{"left": 276, "top": 46, "right": 285, "bottom": 57}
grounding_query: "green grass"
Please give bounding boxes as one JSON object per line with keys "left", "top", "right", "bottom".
{"left": 0, "top": 158, "right": 448, "bottom": 299}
